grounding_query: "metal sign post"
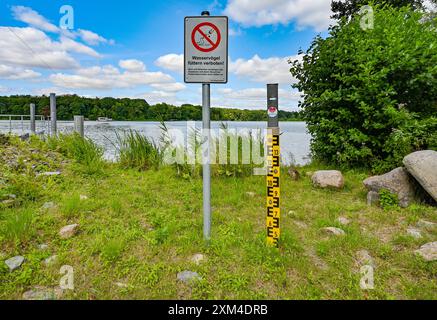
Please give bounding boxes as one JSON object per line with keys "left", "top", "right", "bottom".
{"left": 266, "top": 84, "right": 280, "bottom": 247}
{"left": 185, "top": 11, "right": 228, "bottom": 241}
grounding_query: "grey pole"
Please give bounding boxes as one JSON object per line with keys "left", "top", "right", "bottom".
{"left": 50, "top": 93, "right": 57, "bottom": 136}
{"left": 74, "top": 116, "right": 85, "bottom": 138}
{"left": 267, "top": 84, "right": 279, "bottom": 129}
{"left": 30, "top": 103, "right": 36, "bottom": 134}
{"left": 202, "top": 10, "right": 211, "bottom": 241}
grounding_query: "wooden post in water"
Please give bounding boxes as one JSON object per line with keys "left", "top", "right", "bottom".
{"left": 50, "top": 93, "right": 57, "bottom": 136}
{"left": 30, "top": 104, "right": 36, "bottom": 134}
{"left": 74, "top": 116, "right": 84, "bottom": 138}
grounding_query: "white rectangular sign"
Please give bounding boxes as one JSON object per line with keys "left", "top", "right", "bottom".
{"left": 184, "top": 16, "right": 228, "bottom": 84}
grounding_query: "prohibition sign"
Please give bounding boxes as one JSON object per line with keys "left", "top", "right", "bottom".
{"left": 191, "top": 22, "right": 221, "bottom": 53}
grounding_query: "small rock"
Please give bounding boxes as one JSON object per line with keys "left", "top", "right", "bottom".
{"left": 322, "top": 227, "right": 346, "bottom": 236}
{"left": 417, "top": 220, "right": 436, "bottom": 229}
{"left": 191, "top": 254, "right": 205, "bottom": 265}
{"left": 286, "top": 210, "right": 297, "bottom": 217}
{"left": 5, "top": 256, "right": 25, "bottom": 272}
{"left": 38, "top": 244, "right": 49, "bottom": 250}
{"left": 367, "top": 191, "right": 380, "bottom": 206}
{"left": 305, "top": 171, "right": 314, "bottom": 178}
{"left": 415, "top": 242, "right": 437, "bottom": 262}
{"left": 80, "top": 195, "right": 88, "bottom": 200}
{"left": 293, "top": 221, "right": 308, "bottom": 229}
{"left": 356, "top": 250, "right": 374, "bottom": 267}
{"left": 177, "top": 271, "right": 202, "bottom": 284}
{"left": 8, "top": 194, "right": 17, "bottom": 199}
{"left": 407, "top": 228, "right": 422, "bottom": 239}
{"left": 43, "top": 255, "right": 58, "bottom": 266}
{"left": 115, "top": 282, "right": 128, "bottom": 288}
{"left": 42, "top": 202, "right": 56, "bottom": 210}
{"left": 245, "top": 192, "right": 256, "bottom": 197}
{"left": 22, "top": 287, "right": 63, "bottom": 300}
{"left": 337, "top": 217, "right": 351, "bottom": 225}
{"left": 59, "top": 224, "right": 79, "bottom": 239}
{"left": 1, "top": 199, "right": 15, "bottom": 206}
{"left": 312, "top": 170, "right": 344, "bottom": 189}
{"left": 38, "top": 171, "right": 61, "bottom": 177}
{"left": 287, "top": 167, "right": 300, "bottom": 181}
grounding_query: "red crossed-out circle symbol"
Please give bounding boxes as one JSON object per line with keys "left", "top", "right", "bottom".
{"left": 191, "top": 22, "right": 221, "bottom": 53}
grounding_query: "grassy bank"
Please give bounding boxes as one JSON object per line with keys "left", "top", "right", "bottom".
{"left": 0, "top": 135, "right": 436, "bottom": 300}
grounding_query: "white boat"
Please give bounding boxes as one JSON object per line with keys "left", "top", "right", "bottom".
{"left": 97, "top": 117, "right": 113, "bottom": 122}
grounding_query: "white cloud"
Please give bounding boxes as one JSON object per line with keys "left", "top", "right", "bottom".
{"left": 50, "top": 61, "right": 175, "bottom": 90}
{"left": 134, "top": 90, "right": 180, "bottom": 105}
{"left": 12, "top": 6, "right": 59, "bottom": 33}
{"left": 213, "top": 87, "right": 301, "bottom": 110}
{"left": 0, "top": 85, "right": 9, "bottom": 93}
{"left": 78, "top": 29, "right": 115, "bottom": 46}
{"left": 0, "top": 27, "right": 104, "bottom": 70}
{"left": 0, "top": 64, "right": 41, "bottom": 80}
{"left": 59, "top": 36, "right": 100, "bottom": 58}
{"left": 155, "top": 54, "right": 184, "bottom": 73}
{"left": 119, "top": 59, "right": 146, "bottom": 73}
{"left": 229, "top": 27, "right": 243, "bottom": 36}
{"left": 0, "top": 27, "right": 78, "bottom": 69}
{"left": 424, "top": 0, "right": 437, "bottom": 11}
{"left": 230, "top": 54, "right": 299, "bottom": 84}
{"left": 155, "top": 53, "right": 299, "bottom": 84}
{"left": 150, "top": 82, "right": 186, "bottom": 92}
{"left": 33, "top": 87, "right": 76, "bottom": 96}
{"left": 224, "top": 0, "right": 333, "bottom": 31}
{"left": 12, "top": 6, "right": 113, "bottom": 48}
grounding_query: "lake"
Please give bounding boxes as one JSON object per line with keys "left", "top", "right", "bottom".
{"left": 0, "top": 120, "right": 312, "bottom": 165}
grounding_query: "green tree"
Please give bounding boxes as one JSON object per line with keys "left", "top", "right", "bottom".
{"left": 290, "top": 5, "right": 437, "bottom": 172}
{"left": 331, "top": 0, "right": 424, "bottom": 19}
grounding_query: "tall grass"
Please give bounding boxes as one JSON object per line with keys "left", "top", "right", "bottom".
{"left": 46, "top": 133, "right": 105, "bottom": 175}
{"left": 160, "top": 122, "right": 266, "bottom": 178}
{"left": 1, "top": 208, "right": 35, "bottom": 244}
{"left": 213, "top": 123, "right": 265, "bottom": 177}
{"left": 115, "top": 130, "right": 163, "bottom": 170}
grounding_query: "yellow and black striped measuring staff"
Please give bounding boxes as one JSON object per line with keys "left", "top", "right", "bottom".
{"left": 266, "top": 84, "right": 280, "bottom": 248}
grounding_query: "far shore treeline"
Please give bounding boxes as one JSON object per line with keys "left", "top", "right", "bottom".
{"left": 0, "top": 95, "right": 303, "bottom": 122}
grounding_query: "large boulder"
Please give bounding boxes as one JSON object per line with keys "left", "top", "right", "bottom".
{"left": 363, "top": 167, "right": 418, "bottom": 207}
{"left": 403, "top": 150, "right": 437, "bottom": 203}
{"left": 312, "top": 170, "right": 344, "bottom": 189}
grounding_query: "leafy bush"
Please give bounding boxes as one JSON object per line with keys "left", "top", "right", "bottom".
{"left": 290, "top": 5, "right": 437, "bottom": 172}
{"left": 379, "top": 189, "right": 399, "bottom": 210}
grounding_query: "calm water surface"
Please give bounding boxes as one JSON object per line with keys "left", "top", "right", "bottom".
{"left": 0, "top": 121, "right": 312, "bottom": 165}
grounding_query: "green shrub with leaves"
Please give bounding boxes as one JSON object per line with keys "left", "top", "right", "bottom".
{"left": 290, "top": 5, "right": 437, "bottom": 173}
{"left": 379, "top": 189, "right": 400, "bottom": 210}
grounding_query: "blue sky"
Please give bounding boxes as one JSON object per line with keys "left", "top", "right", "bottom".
{"left": 0, "top": 0, "right": 333, "bottom": 111}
